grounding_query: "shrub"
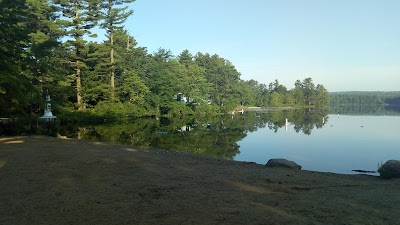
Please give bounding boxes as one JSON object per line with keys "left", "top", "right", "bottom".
{"left": 193, "top": 104, "right": 222, "bottom": 117}
{"left": 93, "top": 101, "right": 151, "bottom": 118}
{"left": 162, "top": 102, "right": 194, "bottom": 118}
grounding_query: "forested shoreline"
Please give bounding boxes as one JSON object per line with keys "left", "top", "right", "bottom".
{"left": 1, "top": 0, "right": 329, "bottom": 120}
{"left": 329, "top": 91, "right": 400, "bottom": 107}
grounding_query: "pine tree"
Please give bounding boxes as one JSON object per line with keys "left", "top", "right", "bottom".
{"left": 0, "top": 0, "right": 30, "bottom": 112}
{"left": 99, "top": 0, "right": 135, "bottom": 100}
{"left": 24, "top": 0, "right": 63, "bottom": 112}
{"left": 0, "top": 0, "right": 61, "bottom": 115}
{"left": 54, "top": 0, "right": 100, "bottom": 110}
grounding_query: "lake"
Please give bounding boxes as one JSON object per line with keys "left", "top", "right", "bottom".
{"left": 59, "top": 106, "right": 400, "bottom": 175}
{"left": 236, "top": 113, "right": 400, "bottom": 174}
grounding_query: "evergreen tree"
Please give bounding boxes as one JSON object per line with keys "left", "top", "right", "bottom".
{"left": 99, "top": 0, "right": 135, "bottom": 100}
{"left": 315, "top": 84, "right": 328, "bottom": 107}
{"left": 268, "top": 79, "right": 287, "bottom": 94}
{"left": 0, "top": 0, "right": 30, "bottom": 115}
{"left": 54, "top": 0, "right": 100, "bottom": 110}
{"left": 84, "top": 41, "right": 112, "bottom": 106}
{"left": 118, "top": 69, "right": 149, "bottom": 105}
{"left": 237, "top": 81, "right": 255, "bottom": 106}
{"left": 0, "top": 0, "right": 61, "bottom": 115}
{"left": 178, "top": 50, "right": 211, "bottom": 104}
{"left": 24, "top": 0, "right": 62, "bottom": 112}
{"left": 195, "top": 53, "right": 241, "bottom": 110}
{"left": 138, "top": 48, "right": 181, "bottom": 107}
{"left": 292, "top": 80, "right": 304, "bottom": 105}
{"left": 302, "top": 77, "right": 316, "bottom": 106}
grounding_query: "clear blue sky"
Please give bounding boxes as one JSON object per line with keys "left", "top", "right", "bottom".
{"left": 118, "top": 0, "right": 400, "bottom": 92}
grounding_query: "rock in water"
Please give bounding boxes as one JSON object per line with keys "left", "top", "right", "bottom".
{"left": 266, "top": 158, "right": 302, "bottom": 170}
{"left": 378, "top": 160, "right": 400, "bottom": 179}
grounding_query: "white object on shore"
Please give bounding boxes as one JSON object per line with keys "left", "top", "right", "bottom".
{"left": 40, "top": 92, "right": 57, "bottom": 122}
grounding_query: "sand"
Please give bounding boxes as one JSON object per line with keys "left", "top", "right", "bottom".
{"left": 0, "top": 136, "right": 399, "bottom": 225}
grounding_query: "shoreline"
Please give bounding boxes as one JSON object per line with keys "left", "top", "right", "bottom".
{"left": 1, "top": 135, "right": 399, "bottom": 225}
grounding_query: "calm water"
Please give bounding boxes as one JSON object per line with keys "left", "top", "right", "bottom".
{"left": 59, "top": 107, "right": 400, "bottom": 174}
{"left": 235, "top": 114, "right": 400, "bottom": 174}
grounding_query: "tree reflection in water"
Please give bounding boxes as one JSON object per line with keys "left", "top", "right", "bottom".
{"left": 59, "top": 108, "right": 329, "bottom": 159}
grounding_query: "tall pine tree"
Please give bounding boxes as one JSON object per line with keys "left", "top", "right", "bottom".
{"left": 54, "top": 0, "right": 100, "bottom": 110}
{"left": 24, "top": 0, "right": 62, "bottom": 111}
{"left": 99, "top": 0, "right": 135, "bottom": 100}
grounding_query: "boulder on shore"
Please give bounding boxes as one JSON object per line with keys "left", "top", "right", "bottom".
{"left": 266, "top": 158, "right": 302, "bottom": 170}
{"left": 378, "top": 160, "right": 400, "bottom": 179}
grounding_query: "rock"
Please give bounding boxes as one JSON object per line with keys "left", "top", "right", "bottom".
{"left": 378, "top": 160, "right": 400, "bottom": 179}
{"left": 266, "top": 158, "right": 302, "bottom": 170}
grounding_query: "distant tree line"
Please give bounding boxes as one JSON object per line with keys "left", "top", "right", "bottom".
{"left": 0, "top": 0, "right": 328, "bottom": 119}
{"left": 244, "top": 78, "right": 328, "bottom": 108}
{"left": 329, "top": 92, "right": 400, "bottom": 107}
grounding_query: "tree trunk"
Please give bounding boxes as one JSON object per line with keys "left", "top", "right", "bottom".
{"left": 110, "top": 32, "right": 115, "bottom": 100}
{"left": 75, "top": 5, "right": 82, "bottom": 110}
{"left": 76, "top": 61, "right": 82, "bottom": 110}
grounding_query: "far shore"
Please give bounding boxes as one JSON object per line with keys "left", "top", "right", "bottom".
{"left": 1, "top": 135, "right": 399, "bottom": 225}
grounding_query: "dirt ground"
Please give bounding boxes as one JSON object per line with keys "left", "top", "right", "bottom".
{"left": 0, "top": 136, "right": 399, "bottom": 225}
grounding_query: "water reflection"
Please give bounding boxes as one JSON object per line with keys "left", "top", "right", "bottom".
{"left": 330, "top": 104, "right": 400, "bottom": 116}
{"left": 59, "top": 108, "right": 329, "bottom": 159}
{"left": 56, "top": 106, "right": 400, "bottom": 174}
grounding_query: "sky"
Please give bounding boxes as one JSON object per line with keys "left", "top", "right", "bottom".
{"left": 116, "top": 0, "right": 400, "bottom": 92}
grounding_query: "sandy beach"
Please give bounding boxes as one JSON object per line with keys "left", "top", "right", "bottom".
{"left": 0, "top": 136, "right": 399, "bottom": 225}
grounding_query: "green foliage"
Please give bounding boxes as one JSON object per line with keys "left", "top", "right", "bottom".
{"left": 195, "top": 53, "right": 242, "bottom": 110}
{"left": 329, "top": 104, "right": 400, "bottom": 116}
{"left": 98, "top": 0, "right": 135, "bottom": 98}
{"left": 193, "top": 104, "right": 222, "bottom": 118}
{"left": 177, "top": 52, "right": 211, "bottom": 104}
{"left": 55, "top": 108, "right": 329, "bottom": 159}
{"left": 118, "top": 70, "right": 149, "bottom": 104}
{"left": 99, "top": 0, "right": 134, "bottom": 32}
{"left": 270, "top": 92, "right": 284, "bottom": 107}
{"left": 0, "top": 0, "right": 64, "bottom": 116}
{"left": 244, "top": 77, "right": 328, "bottom": 108}
{"left": 162, "top": 102, "right": 194, "bottom": 118}
{"left": 93, "top": 101, "right": 150, "bottom": 118}
{"left": 268, "top": 79, "right": 287, "bottom": 94}
{"left": 54, "top": 0, "right": 101, "bottom": 110}
{"left": 329, "top": 91, "right": 400, "bottom": 107}
{"left": 0, "top": 0, "right": 330, "bottom": 119}
{"left": 140, "top": 49, "right": 182, "bottom": 105}
{"left": 58, "top": 109, "right": 116, "bottom": 123}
